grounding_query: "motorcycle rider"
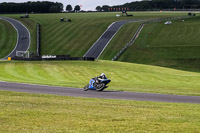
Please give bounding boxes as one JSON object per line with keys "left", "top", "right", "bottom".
{"left": 95, "top": 73, "right": 107, "bottom": 83}
{"left": 99, "top": 73, "right": 107, "bottom": 79}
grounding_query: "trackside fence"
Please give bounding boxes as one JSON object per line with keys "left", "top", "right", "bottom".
{"left": 112, "top": 23, "right": 144, "bottom": 61}
{"left": 112, "top": 16, "right": 192, "bottom": 61}
{"left": 37, "top": 23, "right": 41, "bottom": 56}
{"left": 11, "top": 55, "right": 95, "bottom": 61}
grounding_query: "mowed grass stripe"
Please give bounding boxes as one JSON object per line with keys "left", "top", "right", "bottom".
{"left": 44, "top": 25, "right": 65, "bottom": 44}
{"left": 44, "top": 22, "right": 59, "bottom": 33}
{"left": 186, "top": 26, "right": 200, "bottom": 42}
{"left": 24, "top": 63, "right": 47, "bottom": 81}
{"left": 42, "top": 20, "right": 90, "bottom": 55}
{"left": 50, "top": 22, "right": 84, "bottom": 54}
{"left": 67, "top": 20, "right": 99, "bottom": 56}
{"left": 0, "top": 21, "right": 6, "bottom": 44}
{"left": 0, "top": 19, "right": 17, "bottom": 59}
{"left": 43, "top": 24, "right": 69, "bottom": 48}
{"left": 0, "top": 63, "right": 18, "bottom": 81}
{"left": 42, "top": 19, "right": 82, "bottom": 47}
{"left": 4, "top": 63, "right": 28, "bottom": 81}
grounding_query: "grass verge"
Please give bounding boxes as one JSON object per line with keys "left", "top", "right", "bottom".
{"left": 0, "top": 60, "right": 200, "bottom": 96}
{"left": 0, "top": 91, "right": 200, "bottom": 133}
{"left": 0, "top": 19, "right": 17, "bottom": 59}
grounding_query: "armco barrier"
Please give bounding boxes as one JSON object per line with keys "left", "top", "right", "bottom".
{"left": 11, "top": 55, "right": 95, "bottom": 61}
{"left": 112, "top": 16, "right": 192, "bottom": 61}
{"left": 37, "top": 23, "right": 41, "bottom": 56}
{"left": 112, "top": 23, "right": 144, "bottom": 61}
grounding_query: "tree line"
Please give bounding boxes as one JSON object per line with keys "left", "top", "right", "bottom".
{"left": 0, "top": 1, "right": 63, "bottom": 13}
{"left": 96, "top": 0, "right": 200, "bottom": 11}
{"left": 0, "top": 2, "right": 83, "bottom": 13}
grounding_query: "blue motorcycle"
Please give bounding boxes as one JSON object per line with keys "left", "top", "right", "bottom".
{"left": 84, "top": 78, "right": 111, "bottom": 91}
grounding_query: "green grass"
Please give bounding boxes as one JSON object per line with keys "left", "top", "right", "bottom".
{"left": 1, "top": 60, "right": 200, "bottom": 96}
{"left": 1, "top": 12, "right": 189, "bottom": 57}
{"left": 118, "top": 15, "right": 200, "bottom": 71}
{"left": 0, "top": 19, "right": 17, "bottom": 59}
{"left": 0, "top": 91, "right": 200, "bottom": 133}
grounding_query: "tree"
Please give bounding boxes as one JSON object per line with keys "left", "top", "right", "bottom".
{"left": 66, "top": 4, "right": 72, "bottom": 12}
{"left": 49, "top": 6, "right": 59, "bottom": 13}
{"left": 74, "top": 5, "right": 81, "bottom": 12}
{"left": 56, "top": 2, "right": 63, "bottom": 12}
{"left": 96, "top": 6, "right": 101, "bottom": 11}
{"left": 101, "top": 5, "right": 110, "bottom": 11}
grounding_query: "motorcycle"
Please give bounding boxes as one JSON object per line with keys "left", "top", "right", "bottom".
{"left": 84, "top": 78, "right": 111, "bottom": 91}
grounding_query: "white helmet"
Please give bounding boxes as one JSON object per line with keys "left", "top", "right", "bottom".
{"left": 101, "top": 73, "right": 105, "bottom": 76}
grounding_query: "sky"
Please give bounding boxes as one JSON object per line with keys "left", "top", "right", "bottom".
{"left": 0, "top": 0, "right": 141, "bottom": 11}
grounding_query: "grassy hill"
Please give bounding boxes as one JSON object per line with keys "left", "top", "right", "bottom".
{"left": 1, "top": 12, "right": 188, "bottom": 57}
{"left": 118, "top": 15, "right": 200, "bottom": 71}
{"left": 0, "top": 60, "right": 200, "bottom": 96}
{"left": 0, "top": 19, "right": 17, "bottom": 59}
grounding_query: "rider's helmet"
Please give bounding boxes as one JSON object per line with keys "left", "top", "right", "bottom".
{"left": 100, "top": 73, "right": 107, "bottom": 79}
{"left": 101, "top": 73, "right": 105, "bottom": 76}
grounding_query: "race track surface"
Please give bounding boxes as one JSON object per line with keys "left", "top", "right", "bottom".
{"left": 0, "top": 81, "right": 200, "bottom": 104}
{"left": 0, "top": 17, "right": 30, "bottom": 59}
{"left": 84, "top": 20, "right": 143, "bottom": 59}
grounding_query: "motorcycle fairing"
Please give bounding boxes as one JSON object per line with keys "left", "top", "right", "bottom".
{"left": 88, "top": 79, "right": 96, "bottom": 89}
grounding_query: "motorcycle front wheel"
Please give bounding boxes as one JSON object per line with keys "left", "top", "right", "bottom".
{"left": 84, "top": 84, "right": 89, "bottom": 91}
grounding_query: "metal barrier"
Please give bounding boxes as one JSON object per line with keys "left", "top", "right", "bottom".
{"left": 37, "top": 23, "right": 41, "bottom": 56}
{"left": 11, "top": 55, "right": 95, "bottom": 61}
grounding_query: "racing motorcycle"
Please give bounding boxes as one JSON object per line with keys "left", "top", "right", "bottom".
{"left": 84, "top": 78, "right": 111, "bottom": 91}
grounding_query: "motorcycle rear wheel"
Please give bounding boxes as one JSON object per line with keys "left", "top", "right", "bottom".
{"left": 96, "top": 83, "right": 105, "bottom": 92}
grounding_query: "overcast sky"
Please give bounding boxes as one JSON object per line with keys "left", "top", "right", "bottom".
{"left": 0, "top": 0, "right": 141, "bottom": 11}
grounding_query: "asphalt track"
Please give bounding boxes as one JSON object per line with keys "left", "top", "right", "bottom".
{"left": 0, "top": 17, "right": 30, "bottom": 59}
{"left": 0, "top": 81, "right": 200, "bottom": 104}
{"left": 84, "top": 19, "right": 143, "bottom": 59}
